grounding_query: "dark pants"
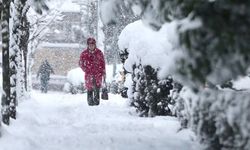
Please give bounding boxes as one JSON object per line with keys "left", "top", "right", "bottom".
{"left": 87, "top": 88, "right": 100, "bottom": 106}
{"left": 87, "top": 77, "right": 100, "bottom": 106}
{"left": 40, "top": 78, "right": 49, "bottom": 93}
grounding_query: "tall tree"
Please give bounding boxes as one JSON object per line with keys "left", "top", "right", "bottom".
{"left": 101, "top": 0, "right": 139, "bottom": 76}
{"left": 0, "top": 1, "right": 2, "bottom": 21}
{"left": 1, "top": 0, "right": 49, "bottom": 126}
{"left": 20, "top": 10, "right": 29, "bottom": 93}
{"left": 1, "top": 0, "right": 11, "bottom": 125}
{"left": 89, "top": 1, "right": 98, "bottom": 39}
{"left": 9, "top": 0, "right": 30, "bottom": 119}
{"left": 0, "top": 0, "right": 2, "bottom": 134}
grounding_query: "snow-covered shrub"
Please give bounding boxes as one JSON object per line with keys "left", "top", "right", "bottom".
{"left": 63, "top": 68, "right": 85, "bottom": 94}
{"left": 111, "top": 0, "right": 250, "bottom": 149}
{"left": 120, "top": 86, "right": 128, "bottom": 98}
{"left": 174, "top": 87, "right": 250, "bottom": 150}
{"left": 171, "top": 83, "right": 193, "bottom": 128}
{"left": 109, "top": 80, "right": 119, "bottom": 94}
{"left": 118, "top": 20, "right": 178, "bottom": 117}
{"left": 130, "top": 64, "right": 174, "bottom": 117}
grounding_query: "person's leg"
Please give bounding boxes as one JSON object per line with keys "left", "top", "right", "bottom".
{"left": 87, "top": 90, "right": 94, "bottom": 106}
{"left": 40, "top": 79, "right": 45, "bottom": 93}
{"left": 93, "top": 88, "right": 100, "bottom": 105}
{"left": 44, "top": 80, "right": 48, "bottom": 93}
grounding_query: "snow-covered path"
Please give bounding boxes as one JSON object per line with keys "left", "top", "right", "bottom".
{"left": 0, "top": 91, "right": 201, "bottom": 150}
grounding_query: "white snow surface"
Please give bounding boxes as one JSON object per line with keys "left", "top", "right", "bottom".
{"left": 66, "top": 68, "right": 85, "bottom": 86}
{"left": 0, "top": 91, "right": 201, "bottom": 150}
{"left": 48, "top": 0, "right": 80, "bottom": 12}
{"left": 118, "top": 20, "right": 181, "bottom": 80}
{"left": 233, "top": 76, "right": 250, "bottom": 90}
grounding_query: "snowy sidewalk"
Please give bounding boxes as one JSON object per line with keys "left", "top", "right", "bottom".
{"left": 0, "top": 91, "right": 201, "bottom": 150}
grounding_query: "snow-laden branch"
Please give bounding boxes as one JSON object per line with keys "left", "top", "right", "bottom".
{"left": 28, "top": 9, "right": 62, "bottom": 44}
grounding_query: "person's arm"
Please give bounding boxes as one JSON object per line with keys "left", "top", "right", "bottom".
{"left": 79, "top": 52, "right": 86, "bottom": 72}
{"left": 100, "top": 51, "right": 106, "bottom": 79}
{"left": 48, "top": 63, "right": 54, "bottom": 74}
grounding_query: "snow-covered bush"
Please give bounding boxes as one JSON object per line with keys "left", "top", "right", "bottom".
{"left": 63, "top": 68, "right": 85, "bottom": 94}
{"left": 174, "top": 87, "right": 250, "bottom": 150}
{"left": 129, "top": 64, "right": 174, "bottom": 117}
{"left": 189, "top": 90, "right": 250, "bottom": 150}
{"left": 118, "top": 20, "right": 178, "bottom": 117}
{"left": 105, "top": 64, "right": 125, "bottom": 95}
{"left": 171, "top": 84, "right": 195, "bottom": 128}
{"left": 109, "top": 80, "right": 119, "bottom": 94}
{"left": 108, "top": 0, "right": 250, "bottom": 149}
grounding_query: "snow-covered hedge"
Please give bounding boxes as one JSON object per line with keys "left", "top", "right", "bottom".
{"left": 130, "top": 64, "right": 174, "bottom": 117}
{"left": 174, "top": 88, "right": 250, "bottom": 150}
{"left": 193, "top": 90, "right": 250, "bottom": 150}
{"left": 117, "top": 1, "right": 250, "bottom": 149}
{"left": 118, "top": 20, "right": 178, "bottom": 77}
{"left": 173, "top": 86, "right": 194, "bottom": 128}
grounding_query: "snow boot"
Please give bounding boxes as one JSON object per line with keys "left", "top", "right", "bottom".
{"left": 92, "top": 77, "right": 100, "bottom": 105}
{"left": 93, "top": 88, "right": 100, "bottom": 105}
{"left": 87, "top": 90, "right": 94, "bottom": 106}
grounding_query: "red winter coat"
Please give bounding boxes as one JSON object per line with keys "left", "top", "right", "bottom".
{"left": 79, "top": 48, "right": 105, "bottom": 90}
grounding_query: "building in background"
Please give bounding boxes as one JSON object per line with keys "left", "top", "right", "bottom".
{"left": 32, "top": 10, "right": 84, "bottom": 76}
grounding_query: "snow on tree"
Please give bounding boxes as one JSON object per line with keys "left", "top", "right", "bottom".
{"left": 1, "top": 0, "right": 11, "bottom": 125}
{"left": 0, "top": 0, "right": 50, "bottom": 128}
{"left": 168, "top": 1, "right": 250, "bottom": 149}
{"left": 100, "top": 0, "right": 139, "bottom": 79}
{"left": 118, "top": 20, "right": 178, "bottom": 117}
{"left": 30, "top": 0, "right": 49, "bottom": 15}
{"left": 104, "top": 0, "right": 250, "bottom": 149}
{"left": 129, "top": 1, "right": 250, "bottom": 149}
{"left": 9, "top": 0, "right": 31, "bottom": 120}
{"left": 27, "top": 8, "right": 62, "bottom": 92}
{"left": 130, "top": 64, "right": 174, "bottom": 117}
{"left": 100, "top": 0, "right": 138, "bottom": 62}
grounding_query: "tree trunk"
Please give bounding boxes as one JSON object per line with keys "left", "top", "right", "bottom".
{"left": 1, "top": 0, "right": 11, "bottom": 125}
{"left": 22, "top": 13, "right": 29, "bottom": 92}
{"left": 0, "top": 0, "right": 3, "bottom": 133}
{"left": 9, "top": 0, "right": 28, "bottom": 119}
{"left": 113, "top": 63, "right": 116, "bottom": 77}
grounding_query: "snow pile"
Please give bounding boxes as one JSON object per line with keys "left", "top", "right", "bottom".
{"left": 66, "top": 67, "right": 85, "bottom": 86}
{"left": 233, "top": 76, "right": 250, "bottom": 90}
{"left": 118, "top": 20, "right": 180, "bottom": 79}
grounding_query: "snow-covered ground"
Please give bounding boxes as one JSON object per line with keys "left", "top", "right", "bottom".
{"left": 0, "top": 91, "right": 201, "bottom": 150}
